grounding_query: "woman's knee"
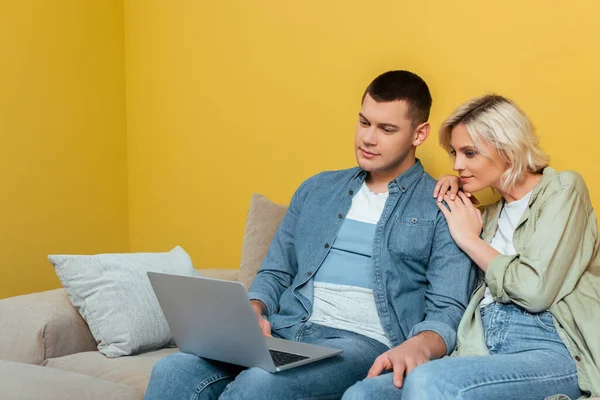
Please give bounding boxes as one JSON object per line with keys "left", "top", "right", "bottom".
{"left": 342, "top": 374, "right": 397, "bottom": 400}
{"left": 341, "top": 381, "right": 371, "bottom": 400}
{"left": 402, "top": 362, "right": 447, "bottom": 399}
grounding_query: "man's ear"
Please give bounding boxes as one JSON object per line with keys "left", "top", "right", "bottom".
{"left": 412, "top": 122, "right": 431, "bottom": 147}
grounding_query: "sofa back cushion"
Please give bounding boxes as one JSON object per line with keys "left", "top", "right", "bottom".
{"left": 238, "top": 193, "right": 288, "bottom": 289}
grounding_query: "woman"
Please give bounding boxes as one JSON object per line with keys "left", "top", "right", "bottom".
{"left": 343, "top": 94, "right": 600, "bottom": 400}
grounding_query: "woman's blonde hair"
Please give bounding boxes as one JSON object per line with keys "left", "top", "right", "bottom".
{"left": 439, "top": 94, "right": 549, "bottom": 192}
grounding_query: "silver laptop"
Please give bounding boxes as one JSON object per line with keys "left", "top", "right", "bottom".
{"left": 147, "top": 272, "right": 343, "bottom": 373}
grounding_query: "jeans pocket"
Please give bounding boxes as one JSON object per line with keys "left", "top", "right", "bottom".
{"left": 534, "top": 311, "right": 556, "bottom": 332}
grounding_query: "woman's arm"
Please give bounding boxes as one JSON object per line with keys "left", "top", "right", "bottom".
{"left": 485, "top": 185, "right": 594, "bottom": 312}
{"left": 439, "top": 184, "right": 595, "bottom": 313}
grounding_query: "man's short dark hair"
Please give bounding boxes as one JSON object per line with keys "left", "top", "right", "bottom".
{"left": 362, "top": 70, "right": 432, "bottom": 128}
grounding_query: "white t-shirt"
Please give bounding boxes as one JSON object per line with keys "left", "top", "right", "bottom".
{"left": 480, "top": 190, "right": 533, "bottom": 307}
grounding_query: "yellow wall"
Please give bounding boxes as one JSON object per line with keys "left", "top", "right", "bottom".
{"left": 3, "top": 1, "right": 599, "bottom": 297}
{"left": 124, "top": 0, "right": 600, "bottom": 270}
{"left": 0, "top": 1, "right": 129, "bottom": 298}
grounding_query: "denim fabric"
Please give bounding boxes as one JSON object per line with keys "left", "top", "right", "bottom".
{"left": 248, "top": 161, "right": 476, "bottom": 354}
{"left": 144, "top": 323, "right": 390, "bottom": 400}
{"left": 342, "top": 302, "right": 582, "bottom": 400}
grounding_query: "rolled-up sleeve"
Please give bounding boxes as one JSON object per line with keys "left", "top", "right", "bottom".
{"left": 486, "top": 185, "right": 594, "bottom": 313}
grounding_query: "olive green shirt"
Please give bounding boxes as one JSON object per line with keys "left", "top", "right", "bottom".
{"left": 454, "top": 167, "right": 600, "bottom": 399}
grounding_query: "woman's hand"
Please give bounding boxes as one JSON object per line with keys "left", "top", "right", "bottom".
{"left": 433, "top": 174, "right": 479, "bottom": 204}
{"left": 437, "top": 192, "right": 483, "bottom": 249}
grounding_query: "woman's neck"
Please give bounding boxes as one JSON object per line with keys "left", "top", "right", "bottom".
{"left": 498, "top": 172, "right": 543, "bottom": 203}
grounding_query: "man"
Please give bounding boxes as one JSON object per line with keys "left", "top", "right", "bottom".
{"left": 145, "top": 70, "right": 476, "bottom": 400}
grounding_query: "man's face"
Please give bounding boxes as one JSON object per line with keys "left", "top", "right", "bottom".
{"left": 354, "top": 94, "right": 417, "bottom": 178}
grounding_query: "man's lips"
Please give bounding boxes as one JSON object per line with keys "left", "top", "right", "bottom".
{"left": 359, "top": 148, "right": 378, "bottom": 159}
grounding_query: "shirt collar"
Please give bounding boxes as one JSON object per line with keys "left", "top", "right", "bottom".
{"left": 354, "top": 159, "right": 424, "bottom": 192}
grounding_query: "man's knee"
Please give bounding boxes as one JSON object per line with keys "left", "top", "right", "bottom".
{"left": 220, "top": 367, "right": 276, "bottom": 399}
{"left": 150, "top": 353, "right": 192, "bottom": 381}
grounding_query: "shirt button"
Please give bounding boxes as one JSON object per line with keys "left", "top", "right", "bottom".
{"left": 348, "top": 190, "right": 354, "bottom": 195}
{"left": 575, "top": 356, "right": 581, "bottom": 362}
{"left": 411, "top": 218, "right": 418, "bottom": 223}
{"left": 324, "top": 243, "right": 330, "bottom": 248}
{"left": 338, "top": 214, "right": 343, "bottom": 219}
{"left": 401, "top": 185, "right": 407, "bottom": 191}
{"left": 301, "top": 316, "right": 308, "bottom": 321}
{"left": 307, "top": 271, "right": 312, "bottom": 277}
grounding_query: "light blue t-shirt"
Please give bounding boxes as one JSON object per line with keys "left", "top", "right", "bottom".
{"left": 308, "top": 182, "right": 391, "bottom": 347}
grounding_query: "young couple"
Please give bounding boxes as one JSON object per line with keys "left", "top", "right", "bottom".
{"left": 145, "top": 71, "right": 600, "bottom": 400}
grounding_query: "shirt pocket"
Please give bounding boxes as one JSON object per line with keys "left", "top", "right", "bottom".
{"left": 388, "top": 216, "right": 435, "bottom": 261}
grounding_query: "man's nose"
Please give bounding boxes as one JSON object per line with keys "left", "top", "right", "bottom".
{"left": 362, "top": 126, "right": 377, "bottom": 145}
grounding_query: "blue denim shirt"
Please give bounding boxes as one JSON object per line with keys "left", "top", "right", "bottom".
{"left": 248, "top": 160, "right": 476, "bottom": 354}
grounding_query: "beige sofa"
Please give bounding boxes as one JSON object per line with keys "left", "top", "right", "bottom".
{"left": 0, "top": 194, "right": 286, "bottom": 400}
{"left": 0, "top": 269, "right": 238, "bottom": 400}
{"left": 1, "top": 193, "right": 597, "bottom": 400}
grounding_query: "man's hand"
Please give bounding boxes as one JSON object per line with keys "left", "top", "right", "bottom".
{"left": 250, "top": 300, "right": 272, "bottom": 337}
{"left": 367, "top": 332, "right": 446, "bottom": 388}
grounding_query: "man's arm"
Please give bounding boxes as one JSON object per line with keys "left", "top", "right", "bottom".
{"left": 368, "top": 331, "right": 446, "bottom": 388}
{"left": 247, "top": 175, "right": 317, "bottom": 318}
{"left": 368, "top": 207, "right": 477, "bottom": 387}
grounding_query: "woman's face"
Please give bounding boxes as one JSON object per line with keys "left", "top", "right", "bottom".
{"left": 449, "top": 123, "right": 509, "bottom": 193}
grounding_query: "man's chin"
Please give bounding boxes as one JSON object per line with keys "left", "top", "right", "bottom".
{"left": 356, "top": 158, "right": 375, "bottom": 172}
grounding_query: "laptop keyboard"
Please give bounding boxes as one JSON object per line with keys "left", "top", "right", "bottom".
{"left": 269, "top": 349, "right": 310, "bottom": 367}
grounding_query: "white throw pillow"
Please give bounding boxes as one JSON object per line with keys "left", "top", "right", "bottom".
{"left": 48, "top": 246, "right": 199, "bottom": 358}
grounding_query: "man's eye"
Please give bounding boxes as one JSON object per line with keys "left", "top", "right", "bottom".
{"left": 382, "top": 128, "right": 394, "bottom": 133}
{"left": 359, "top": 120, "right": 369, "bottom": 127}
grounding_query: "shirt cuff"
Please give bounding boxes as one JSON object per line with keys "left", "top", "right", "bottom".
{"left": 485, "top": 253, "right": 516, "bottom": 303}
{"left": 247, "top": 292, "right": 278, "bottom": 317}
{"left": 408, "top": 320, "right": 457, "bottom": 356}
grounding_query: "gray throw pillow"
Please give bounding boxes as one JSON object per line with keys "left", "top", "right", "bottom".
{"left": 48, "top": 246, "right": 199, "bottom": 358}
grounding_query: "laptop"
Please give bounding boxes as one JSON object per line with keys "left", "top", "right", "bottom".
{"left": 147, "top": 272, "right": 343, "bottom": 373}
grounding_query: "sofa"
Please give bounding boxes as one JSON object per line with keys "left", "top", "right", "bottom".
{"left": 0, "top": 193, "right": 286, "bottom": 399}
{"left": 1, "top": 192, "right": 598, "bottom": 400}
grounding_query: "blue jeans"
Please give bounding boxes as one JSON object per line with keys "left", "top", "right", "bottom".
{"left": 343, "top": 303, "right": 582, "bottom": 400}
{"left": 145, "top": 322, "right": 389, "bottom": 400}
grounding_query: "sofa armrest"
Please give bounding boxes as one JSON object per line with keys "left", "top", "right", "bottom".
{"left": 198, "top": 268, "right": 239, "bottom": 282}
{"left": 0, "top": 289, "right": 97, "bottom": 365}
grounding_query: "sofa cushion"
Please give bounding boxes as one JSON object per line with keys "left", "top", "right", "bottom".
{"left": 48, "top": 246, "right": 199, "bottom": 358}
{"left": 0, "top": 288, "right": 97, "bottom": 365}
{"left": 43, "top": 347, "right": 178, "bottom": 395}
{"left": 0, "top": 360, "right": 141, "bottom": 400}
{"left": 238, "top": 193, "right": 287, "bottom": 289}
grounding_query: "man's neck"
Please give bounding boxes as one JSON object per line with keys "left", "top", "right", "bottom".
{"left": 365, "top": 158, "right": 416, "bottom": 194}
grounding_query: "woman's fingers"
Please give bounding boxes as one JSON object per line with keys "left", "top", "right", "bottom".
{"left": 457, "top": 191, "right": 473, "bottom": 206}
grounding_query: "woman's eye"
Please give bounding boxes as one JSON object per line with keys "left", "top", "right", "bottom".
{"left": 449, "top": 150, "right": 456, "bottom": 157}
{"left": 465, "top": 151, "right": 477, "bottom": 158}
